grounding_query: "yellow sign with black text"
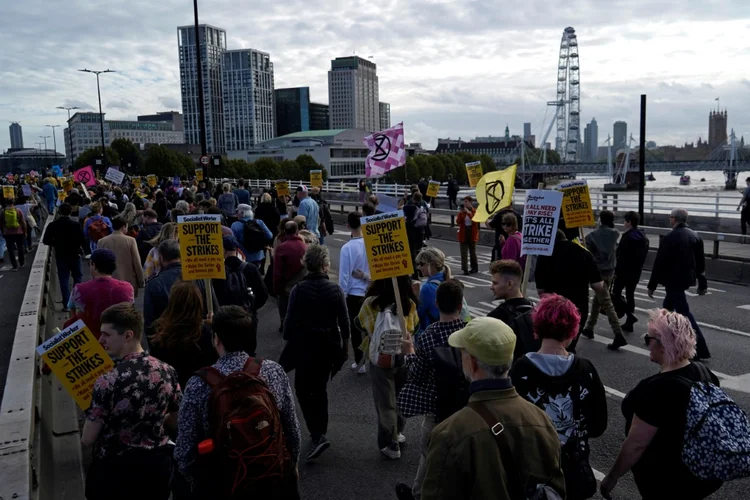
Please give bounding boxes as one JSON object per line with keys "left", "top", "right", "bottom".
{"left": 276, "top": 180, "right": 290, "bottom": 197}
{"left": 466, "top": 161, "right": 483, "bottom": 188}
{"left": 58, "top": 189, "right": 66, "bottom": 202}
{"left": 195, "top": 168, "right": 204, "bottom": 182}
{"left": 37, "top": 320, "right": 115, "bottom": 410}
{"left": 558, "top": 180, "right": 595, "bottom": 228}
{"left": 426, "top": 180, "right": 440, "bottom": 198}
{"left": 361, "top": 211, "right": 413, "bottom": 280}
{"left": 310, "top": 170, "right": 323, "bottom": 188}
{"left": 177, "top": 214, "right": 225, "bottom": 280}
{"left": 2, "top": 186, "right": 15, "bottom": 199}
{"left": 147, "top": 175, "right": 157, "bottom": 188}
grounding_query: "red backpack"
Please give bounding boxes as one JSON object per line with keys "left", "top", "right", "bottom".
{"left": 196, "top": 357, "right": 294, "bottom": 499}
{"left": 87, "top": 217, "right": 111, "bottom": 243}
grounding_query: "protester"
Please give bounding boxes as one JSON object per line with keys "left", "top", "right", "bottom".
{"left": 97, "top": 217, "right": 144, "bottom": 297}
{"left": 511, "top": 294, "right": 607, "bottom": 500}
{"left": 581, "top": 210, "right": 626, "bottom": 347}
{"left": 486, "top": 207, "right": 524, "bottom": 263}
{"left": 273, "top": 221, "right": 307, "bottom": 332}
{"left": 81, "top": 303, "right": 181, "bottom": 500}
{"left": 68, "top": 249, "right": 134, "bottom": 338}
{"left": 41, "top": 178, "right": 57, "bottom": 213}
{"left": 213, "top": 235, "right": 268, "bottom": 329}
{"left": 119, "top": 202, "right": 137, "bottom": 229}
{"left": 367, "top": 194, "right": 381, "bottom": 214}
{"left": 403, "top": 192, "right": 427, "bottom": 275}
{"left": 338, "top": 211, "right": 370, "bottom": 373}
{"left": 499, "top": 212, "right": 525, "bottom": 270}
{"left": 396, "top": 279, "right": 468, "bottom": 500}
{"left": 234, "top": 178, "right": 251, "bottom": 205}
{"left": 613, "top": 211, "right": 650, "bottom": 332}
{"left": 83, "top": 202, "right": 113, "bottom": 252}
{"left": 446, "top": 174, "right": 459, "bottom": 210}
{"left": 231, "top": 204, "right": 272, "bottom": 270}
{"left": 142, "top": 222, "right": 177, "bottom": 280}
{"left": 149, "top": 281, "right": 218, "bottom": 388}
{"left": 488, "top": 259, "right": 538, "bottom": 360}
{"left": 153, "top": 190, "right": 172, "bottom": 223}
{"left": 737, "top": 176, "right": 750, "bottom": 235}
{"left": 217, "top": 182, "right": 239, "bottom": 219}
{"left": 647, "top": 208, "right": 711, "bottom": 360}
{"left": 42, "top": 202, "right": 88, "bottom": 309}
{"left": 457, "top": 196, "right": 479, "bottom": 275}
{"left": 415, "top": 247, "right": 467, "bottom": 332}
{"left": 280, "top": 245, "right": 348, "bottom": 460}
{"left": 420, "top": 316, "right": 565, "bottom": 499}
{"left": 357, "top": 275, "right": 419, "bottom": 460}
{"left": 297, "top": 185, "right": 320, "bottom": 240}
{"left": 17, "top": 195, "right": 37, "bottom": 251}
{"left": 1, "top": 196, "right": 27, "bottom": 270}
{"left": 358, "top": 178, "right": 369, "bottom": 204}
{"left": 255, "top": 192, "right": 281, "bottom": 240}
{"left": 601, "top": 309, "right": 723, "bottom": 500}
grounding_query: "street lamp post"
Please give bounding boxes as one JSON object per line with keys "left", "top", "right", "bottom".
{"left": 46, "top": 125, "right": 60, "bottom": 160}
{"left": 78, "top": 69, "right": 115, "bottom": 172}
{"left": 193, "top": 0, "right": 209, "bottom": 177}
{"left": 57, "top": 106, "right": 79, "bottom": 167}
{"left": 39, "top": 135, "right": 51, "bottom": 167}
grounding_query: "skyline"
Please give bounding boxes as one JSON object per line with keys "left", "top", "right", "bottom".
{"left": 2, "top": 0, "right": 749, "bottom": 155}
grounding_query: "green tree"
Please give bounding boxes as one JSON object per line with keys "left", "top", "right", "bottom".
{"left": 110, "top": 139, "right": 142, "bottom": 171}
{"left": 279, "top": 159, "right": 304, "bottom": 182}
{"left": 254, "top": 158, "right": 282, "bottom": 180}
{"left": 441, "top": 154, "right": 457, "bottom": 180}
{"left": 142, "top": 145, "right": 188, "bottom": 177}
{"left": 405, "top": 157, "right": 419, "bottom": 184}
{"left": 413, "top": 155, "right": 430, "bottom": 181}
{"left": 74, "top": 147, "right": 120, "bottom": 170}
{"left": 428, "top": 155, "right": 446, "bottom": 181}
{"left": 479, "top": 154, "right": 496, "bottom": 173}
{"left": 451, "top": 155, "right": 468, "bottom": 184}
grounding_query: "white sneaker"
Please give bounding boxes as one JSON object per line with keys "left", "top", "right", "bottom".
{"left": 397, "top": 433, "right": 406, "bottom": 444}
{"left": 381, "top": 444, "right": 401, "bottom": 460}
{"left": 357, "top": 364, "right": 367, "bottom": 375}
{"left": 350, "top": 362, "right": 358, "bottom": 370}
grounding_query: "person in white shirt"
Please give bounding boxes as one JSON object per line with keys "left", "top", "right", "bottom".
{"left": 338, "top": 211, "right": 371, "bottom": 374}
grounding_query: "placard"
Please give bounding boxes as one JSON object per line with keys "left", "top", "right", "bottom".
{"left": 132, "top": 176, "right": 142, "bottom": 189}
{"left": 2, "top": 186, "right": 15, "bottom": 199}
{"left": 147, "top": 174, "right": 157, "bottom": 188}
{"left": 21, "top": 185, "right": 32, "bottom": 197}
{"left": 58, "top": 189, "right": 66, "bottom": 202}
{"left": 360, "top": 211, "right": 413, "bottom": 280}
{"left": 558, "top": 179, "right": 595, "bottom": 228}
{"left": 73, "top": 166, "right": 97, "bottom": 187}
{"left": 310, "top": 170, "right": 323, "bottom": 188}
{"left": 276, "top": 180, "right": 290, "bottom": 197}
{"left": 520, "top": 190, "right": 563, "bottom": 257}
{"left": 195, "top": 168, "right": 204, "bottom": 181}
{"left": 36, "top": 320, "right": 115, "bottom": 410}
{"left": 466, "top": 161, "right": 483, "bottom": 188}
{"left": 105, "top": 167, "right": 125, "bottom": 185}
{"left": 426, "top": 180, "right": 440, "bottom": 198}
{"left": 177, "top": 214, "right": 225, "bottom": 280}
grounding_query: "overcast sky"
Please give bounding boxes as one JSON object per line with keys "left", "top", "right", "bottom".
{"left": 2, "top": 0, "right": 749, "bottom": 155}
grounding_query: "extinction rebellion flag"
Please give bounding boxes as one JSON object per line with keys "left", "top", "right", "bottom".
{"left": 363, "top": 122, "right": 406, "bottom": 178}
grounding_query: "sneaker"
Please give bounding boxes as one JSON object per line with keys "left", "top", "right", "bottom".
{"left": 607, "top": 335, "right": 628, "bottom": 351}
{"left": 581, "top": 328, "right": 595, "bottom": 339}
{"left": 350, "top": 362, "right": 358, "bottom": 371}
{"left": 395, "top": 483, "right": 416, "bottom": 500}
{"left": 621, "top": 322, "right": 634, "bottom": 333}
{"left": 470, "top": 269, "right": 478, "bottom": 274}
{"left": 396, "top": 433, "right": 406, "bottom": 444}
{"left": 306, "top": 435, "right": 330, "bottom": 460}
{"left": 11, "top": 267, "right": 18, "bottom": 272}
{"left": 357, "top": 364, "right": 367, "bottom": 375}
{"left": 381, "top": 443, "right": 401, "bottom": 460}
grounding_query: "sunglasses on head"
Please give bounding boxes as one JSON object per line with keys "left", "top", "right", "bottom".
{"left": 643, "top": 334, "right": 660, "bottom": 346}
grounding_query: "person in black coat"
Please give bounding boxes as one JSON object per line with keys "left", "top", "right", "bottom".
{"left": 42, "top": 202, "right": 90, "bottom": 309}
{"left": 613, "top": 211, "right": 650, "bottom": 332}
{"left": 647, "top": 209, "right": 710, "bottom": 360}
{"left": 254, "top": 192, "right": 281, "bottom": 240}
{"left": 280, "top": 244, "right": 350, "bottom": 460}
{"left": 446, "top": 174, "right": 459, "bottom": 209}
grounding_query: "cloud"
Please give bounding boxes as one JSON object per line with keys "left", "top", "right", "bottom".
{"left": 158, "top": 96, "right": 180, "bottom": 109}
{"left": 61, "top": 99, "right": 95, "bottom": 111}
{"left": 107, "top": 99, "right": 133, "bottom": 110}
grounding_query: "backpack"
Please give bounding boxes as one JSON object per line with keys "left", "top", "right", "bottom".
{"left": 4, "top": 208, "right": 19, "bottom": 230}
{"left": 224, "top": 262, "right": 254, "bottom": 312}
{"left": 433, "top": 345, "right": 470, "bottom": 422}
{"left": 321, "top": 202, "right": 334, "bottom": 235}
{"left": 369, "top": 306, "right": 402, "bottom": 368}
{"left": 413, "top": 206, "right": 428, "bottom": 228}
{"left": 87, "top": 218, "right": 111, "bottom": 243}
{"left": 195, "top": 357, "right": 293, "bottom": 499}
{"left": 243, "top": 220, "right": 267, "bottom": 252}
{"left": 499, "top": 302, "right": 538, "bottom": 361}
{"left": 678, "top": 363, "right": 750, "bottom": 481}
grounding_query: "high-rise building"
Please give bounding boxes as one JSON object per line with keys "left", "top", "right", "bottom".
{"left": 137, "top": 111, "right": 184, "bottom": 132}
{"left": 328, "top": 56, "right": 379, "bottom": 131}
{"left": 613, "top": 121, "right": 627, "bottom": 151}
{"left": 709, "top": 110, "right": 728, "bottom": 148}
{"left": 178, "top": 24, "right": 227, "bottom": 153}
{"left": 222, "top": 49, "right": 275, "bottom": 152}
{"left": 309, "top": 103, "right": 329, "bottom": 130}
{"left": 63, "top": 112, "right": 111, "bottom": 164}
{"left": 583, "top": 118, "right": 598, "bottom": 161}
{"left": 523, "top": 122, "right": 531, "bottom": 140}
{"left": 275, "top": 87, "right": 310, "bottom": 137}
{"left": 9, "top": 122, "right": 23, "bottom": 149}
{"left": 379, "top": 102, "right": 391, "bottom": 130}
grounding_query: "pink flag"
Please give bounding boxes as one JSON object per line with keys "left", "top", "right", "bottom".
{"left": 73, "top": 166, "right": 96, "bottom": 187}
{"left": 363, "top": 122, "right": 406, "bottom": 178}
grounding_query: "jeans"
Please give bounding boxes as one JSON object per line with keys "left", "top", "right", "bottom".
{"left": 585, "top": 275, "right": 623, "bottom": 336}
{"left": 412, "top": 414, "right": 437, "bottom": 498}
{"left": 0, "top": 234, "right": 6, "bottom": 260}
{"left": 346, "top": 295, "right": 366, "bottom": 364}
{"left": 5, "top": 234, "right": 25, "bottom": 268}
{"left": 294, "top": 359, "right": 332, "bottom": 440}
{"left": 57, "top": 256, "right": 83, "bottom": 307}
{"left": 612, "top": 276, "right": 637, "bottom": 317}
{"left": 319, "top": 236, "right": 326, "bottom": 245}
{"left": 664, "top": 287, "right": 710, "bottom": 358}
{"left": 369, "top": 364, "right": 407, "bottom": 450}
{"left": 459, "top": 239, "right": 478, "bottom": 272}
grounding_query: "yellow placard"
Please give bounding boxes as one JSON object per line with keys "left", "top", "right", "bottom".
{"left": 310, "top": 170, "right": 323, "bottom": 188}
{"left": 473, "top": 164, "right": 517, "bottom": 223}
{"left": 558, "top": 180, "right": 595, "bottom": 228}
{"left": 58, "top": 189, "right": 66, "bottom": 201}
{"left": 466, "top": 161, "right": 483, "bottom": 188}
{"left": 147, "top": 175, "right": 157, "bottom": 188}
{"left": 62, "top": 178, "right": 74, "bottom": 192}
{"left": 37, "top": 320, "right": 115, "bottom": 410}
{"left": 2, "top": 186, "right": 15, "bottom": 199}
{"left": 177, "top": 214, "right": 226, "bottom": 280}
{"left": 426, "top": 180, "right": 440, "bottom": 198}
{"left": 361, "top": 211, "right": 414, "bottom": 280}
{"left": 132, "top": 176, "right": 141, "bottom": 188}
{"left": 195, "top": 168, "right": 204, "bottom": 182}
{"left": 276, "top": 180, "right": 290, "bottom": 197}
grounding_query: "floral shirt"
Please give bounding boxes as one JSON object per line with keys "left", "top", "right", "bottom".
{"left": 174, "top": 352, "right": 301, "bottom": 481}
{"left": 143, "top": 246, "right": 162, "bottom": 280}
{"left": 85, "top": 351, "right": 182, "bottom": 459}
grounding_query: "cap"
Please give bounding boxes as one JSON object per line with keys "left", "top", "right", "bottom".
{"left": 296, "top": 185, "right": 308, "bottom": 193}
{"left": 222, "top": 235, "right": 238, "bottom": 251}
{"left": 448, "top": 317, "right": 516, "bottom": 367}
{"left": 90, "top": 249, "right": 117, "bottom": 268}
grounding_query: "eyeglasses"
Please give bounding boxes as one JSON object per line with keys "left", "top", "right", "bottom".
{"left": 643, "top": 334, "right": 660, "bottom": 346}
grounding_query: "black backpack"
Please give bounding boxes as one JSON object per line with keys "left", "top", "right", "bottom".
{"left": 500, "top": 302, "right": 538, "bottom": 361}
{"left": 433, "top": 345, "right": 470, "bottom": 422}
{"left": 223, "top": 262, "right": 254, "bottom": 312}
{"left": 243, "top": 220, "right": 267, "bottom": 253}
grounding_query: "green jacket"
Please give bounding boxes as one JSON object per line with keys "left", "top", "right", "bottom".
{"left": 421, "top": 386, "right": 566, "bottom": 500}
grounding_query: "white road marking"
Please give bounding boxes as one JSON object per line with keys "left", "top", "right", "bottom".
{"left": 632, "top": 306, "right": 750, "bottom": 339}
{"left": 737, "top": 305, "right": 750, "bottom": 310}
{"left": 604, "top": 386, "right": 626, "bottom": 399}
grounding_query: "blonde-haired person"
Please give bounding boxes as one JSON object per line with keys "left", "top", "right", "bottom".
{"left": 601, "top": 309, "right": 723, "bottom": 500}
{"left": 298, "top": 229, "right": 319, "bottom": 247}
{"left": 415, "top": 247, "right": 453, "bottom": 332}
{"left": 217, "top": 182, "right": 239, "bottom": 220}
{"left": 143, "top": 222, "right": 178, "bottom": 280}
